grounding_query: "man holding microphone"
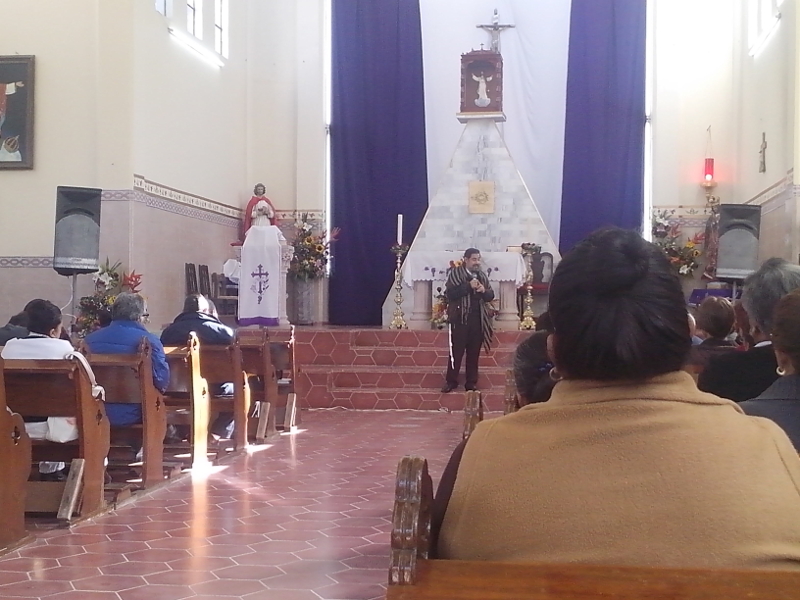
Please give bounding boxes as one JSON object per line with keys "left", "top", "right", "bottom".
{"left": 441, "top": 248, "right": 495, "bottom": 393}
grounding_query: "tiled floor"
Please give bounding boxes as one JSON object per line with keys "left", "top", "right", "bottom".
{"left": 0, "top": 409, "right": 463, "bottom": 600}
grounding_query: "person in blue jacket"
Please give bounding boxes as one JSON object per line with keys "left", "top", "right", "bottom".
{"left": 85, "top": 292, "right": 170, "bottom": 427}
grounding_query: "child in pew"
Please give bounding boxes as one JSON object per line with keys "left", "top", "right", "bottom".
{"left": 1, "top": 299, "right": 105, "bottom": 480}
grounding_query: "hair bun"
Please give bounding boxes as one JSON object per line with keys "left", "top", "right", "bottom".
{"left": 588, "top": 229, "right": 650, "bottom": 295}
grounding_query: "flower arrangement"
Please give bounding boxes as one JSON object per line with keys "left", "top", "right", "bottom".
{"left": 289, "top": 213, "right": 340, "bottom": 281}
{"left": 520, "top": 242, "right": 542, "bottom": 255}
{"left": 75, "top": 259, "right": 143, "bottom": 337}
{"left": 431, "top": 287, "right": 448, "bottom": 329}
{"left": 652, "top": 209, "right": 704, "bottom": 276}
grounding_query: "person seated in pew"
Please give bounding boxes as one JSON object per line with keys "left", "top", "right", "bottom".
{"left": 161, "top": 293, "right": 236, "bottom": 440}
{"left": 432, "top": 330, "right": 556, "bottom": 547}
{"left": 0, "top": 311, "right": 28, "bottom": 345}
{"left": 699, "top": 258, "right": 800, "bottom": 402}
{"left": 85, "top": 293, "right": 169, "bottom": 427}
{"left": 685, "top": 296, "right": 736, "bottom": 375}
{"left": 512, "top": 331, "right": 556, "bottom": 408}
{"left": 434, "top": 228, "right": 800, "bottom": 569}
{"left": 740, "top": 289, "right": 800, "bottom": 450}
{"left": 1, "top": 299, "right": 104, "bottom": 480}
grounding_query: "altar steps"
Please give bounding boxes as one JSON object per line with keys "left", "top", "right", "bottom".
{"left": 294, "top": 328, "right": 530, "bottom": 412}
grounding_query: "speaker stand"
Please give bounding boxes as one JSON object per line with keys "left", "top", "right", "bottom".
{"left": 70, "top": 274, "right": 79, "bottom": 333}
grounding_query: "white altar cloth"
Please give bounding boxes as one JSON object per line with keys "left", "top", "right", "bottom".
{"left": 402, "top": 251, "right": 526, "bottom": 287}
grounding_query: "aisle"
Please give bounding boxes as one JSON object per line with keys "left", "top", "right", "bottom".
{"left": 0, "top": 409, "right": 462, "bottom": 600}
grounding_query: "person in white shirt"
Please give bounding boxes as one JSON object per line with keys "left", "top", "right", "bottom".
{"left": 1, "top": 299, "right": 97, "bottom": 479}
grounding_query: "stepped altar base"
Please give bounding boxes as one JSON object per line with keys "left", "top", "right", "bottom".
{"left": 294, "top": 327, "right": 531, "bottom": 412}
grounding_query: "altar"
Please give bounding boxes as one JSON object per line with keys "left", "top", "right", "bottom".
{"left": 401, "top": 250, "right": 527, "bottom": 330}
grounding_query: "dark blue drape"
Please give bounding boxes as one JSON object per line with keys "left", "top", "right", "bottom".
{"left": 329, "top": 0, "right": 429, "bottom": 325}
{"left": 559, "top": 0, "right": 646, "bottom": 253}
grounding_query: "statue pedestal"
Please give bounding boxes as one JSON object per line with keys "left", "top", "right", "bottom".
{"left": 408, "top": 281, "right": 433, "bottom": 330}
{"left": 495, "top": 281, "right": 520, "bottom": 331}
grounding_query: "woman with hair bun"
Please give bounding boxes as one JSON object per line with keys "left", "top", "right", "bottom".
{"left": 435, "top": 228, "right": 800, "bottom": 569}
{"left": 740, "top": 289, "right": 800, "bottom": 449}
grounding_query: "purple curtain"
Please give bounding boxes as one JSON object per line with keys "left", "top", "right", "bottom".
{"left": 329, "top": 0, "right": 429, "bottom": 325}
{"left": 559, "top": 0, "right": 647, "bottom": 252}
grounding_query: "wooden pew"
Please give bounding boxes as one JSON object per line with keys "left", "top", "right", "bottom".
{"left": 162, "top": 333, "right": 210, "bottom": 468}
{"left": 239, "top": 327, "right": 299, "bottom": 432}
{"left": 462, "top": 391, "right": 483, "bottom": 440}
{"left": 238, "top": 330, "right": 279, "bottom": 443}
{"left": 196, "top": 336, "right": 250, "bottom": 451}
{"left": 270, "top": 329, "right": 300, "bottom": 431}
{"left": 3, "top": 358, "right": 110, "bottom": 519}
{"left": 82, "top": 338, "right": 168, "bottom": 489}
{"left": 0, "top": 358, "right": 33, "bottom": 553}
{"left": 387, "top": 456, "right": 800, "bottom": 600}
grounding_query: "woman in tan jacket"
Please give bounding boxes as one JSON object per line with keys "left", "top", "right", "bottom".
{"left": 437, "top": 228, "right": 800, "bottom": 570}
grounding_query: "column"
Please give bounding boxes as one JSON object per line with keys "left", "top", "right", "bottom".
{"left": 495, "top": 281, "right": 520, "bottom": 331}
{"left": 408, "top": 280, "right": 433, "bottom": 330}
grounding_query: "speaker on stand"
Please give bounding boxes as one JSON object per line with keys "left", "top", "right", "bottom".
{"left": 52, "top": 186, "right": 102, "bottom": 333}
{"left": 715, "top": 203, "right": 762, "bottom": 300}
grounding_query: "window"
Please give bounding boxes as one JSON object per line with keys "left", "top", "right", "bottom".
{"left": 748, "top": 0, "right": 783, "bottom": 56}
{"left": 214, "top": 0, "right": 228, "bottom": 57}
{"left": 155, "top": 0, "right": 168, "bottom": 16}
{"left": 187, "top": 0, "right": 202, "bottom": 39}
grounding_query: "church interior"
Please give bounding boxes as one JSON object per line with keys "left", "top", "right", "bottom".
{"left": 3, "top": 0, "right": 800, "bottom": 598}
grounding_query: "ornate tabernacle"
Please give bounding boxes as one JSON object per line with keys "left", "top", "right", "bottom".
{"left": 459, "top": 50, "right": 504, "bottom": 119}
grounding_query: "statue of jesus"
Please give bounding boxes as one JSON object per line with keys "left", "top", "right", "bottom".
{"left": 472, "top": 72, "right": 493, "bottom": 108}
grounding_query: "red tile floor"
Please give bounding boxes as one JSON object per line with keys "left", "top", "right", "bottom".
{"left": 0, "top": 409, "right": 463, "bottom": 600}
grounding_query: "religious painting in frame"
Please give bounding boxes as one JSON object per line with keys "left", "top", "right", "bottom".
{"left": 0, "top": 56, "right": 35, "bottom": 170}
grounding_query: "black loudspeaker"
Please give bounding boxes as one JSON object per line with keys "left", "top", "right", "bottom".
{"left": 716, "top": 203, "right": 762, "bottom": 280}
{"left": 53, "top": 186, "right": 102, "bottom": 276}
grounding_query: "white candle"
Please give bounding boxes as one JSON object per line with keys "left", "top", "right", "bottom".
{"left": 397, "top": 214, "right": 403, "bottom": 245}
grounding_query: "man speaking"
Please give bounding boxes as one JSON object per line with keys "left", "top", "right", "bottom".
{"left": 441, "top": 248, "right": 495, "bottom": 393}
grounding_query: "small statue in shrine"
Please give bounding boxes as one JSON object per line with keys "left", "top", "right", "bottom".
{"left": 243, "top": 183, "right": 278, "bottom": 237}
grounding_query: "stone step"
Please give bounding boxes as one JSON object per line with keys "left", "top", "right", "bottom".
{"left": 324, "top": 387, "right": 505, "bottom": 412}
{"left": 302, "top": 348, "right": 516, "bottom": 369}
{"left": 302, "top": 367, "right": 508, "bottom": 391}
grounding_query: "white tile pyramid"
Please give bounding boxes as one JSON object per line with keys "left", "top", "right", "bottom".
{"left": 383, "top": 117, "right": 560, "bottom": 325}
{"left": 409, "top": 118, "right": 560, "bottom": 256}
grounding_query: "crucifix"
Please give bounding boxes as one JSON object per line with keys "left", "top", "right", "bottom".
{"left": 250, "top": 264, "right": 270, "bottom": 304}
{"left": 476, "top": 9, "right": 515, "bottom": 53}
{"left": 759, "top": 132, "right": 767, "bottom": 173}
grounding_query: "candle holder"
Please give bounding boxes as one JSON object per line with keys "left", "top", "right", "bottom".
{"left": 519, "top": 284, "right": 536, "bottom": 330}
{"left": 389, "top": 245, "right": 409, "bottom": 329}
{"left": 519, "top": 242, "right": 539, "bottom": 331}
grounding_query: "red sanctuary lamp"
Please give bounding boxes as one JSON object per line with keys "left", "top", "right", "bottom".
{"left": 701, "top": 157, "right": 718, "bottom": 203}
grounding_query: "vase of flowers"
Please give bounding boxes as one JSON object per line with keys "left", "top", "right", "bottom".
{"left": 651, "top": 209, "right": 704, "bottom": 277}
{"left": 75, "top": 259, "right": 143, "bottom": 337}
{"left": 289, "top": 214, "right": 340, "bottom": 325}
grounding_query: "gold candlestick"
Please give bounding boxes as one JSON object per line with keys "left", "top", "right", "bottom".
{"left": 390, "top": 246, "right": 408, "bottom": 329}
{"left": 519, "top": 284, "right": 535, "bottom": 330}
{"left": 519, "top": 242, "right": 539, "bottom": 331}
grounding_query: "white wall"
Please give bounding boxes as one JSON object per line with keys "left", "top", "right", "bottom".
{"left": 652, "top": 0, "right": 795, "bottom": 209}
{"left": 0, "top": 0, "right": 329, "bottom": 324}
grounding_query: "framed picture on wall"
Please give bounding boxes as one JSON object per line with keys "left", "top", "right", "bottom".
{"left": 0, "top": 56, "right": 35, "bottom": 170}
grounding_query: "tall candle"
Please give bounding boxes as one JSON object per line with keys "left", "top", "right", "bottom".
{"left": 397, "top": 214, "right": 403, "bottom": 246}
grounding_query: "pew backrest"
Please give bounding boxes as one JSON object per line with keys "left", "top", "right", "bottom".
{"left": 3, "top": 357, "right": 110, "bottom": 515}
{"left": 82, "top": 338, "right": 167, "bottom": 488}
{"left": 0, "top": 357, "right": 32, "bottom": 552}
